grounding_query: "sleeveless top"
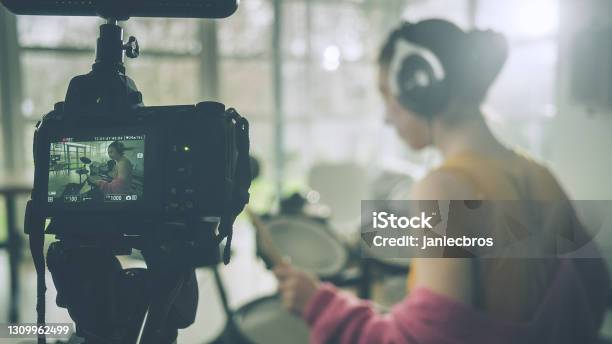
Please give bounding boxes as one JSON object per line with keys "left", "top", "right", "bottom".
{"left": 407, "top": 150, "right": 608, "bottom": 322}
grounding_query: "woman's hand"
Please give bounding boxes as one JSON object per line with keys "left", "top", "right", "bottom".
{"left": 273, "top": 262, "right": 320, "bottom": 315}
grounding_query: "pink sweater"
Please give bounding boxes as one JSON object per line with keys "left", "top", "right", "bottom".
{"left": 303, "top": 260, "right": 609, "bottom": 344}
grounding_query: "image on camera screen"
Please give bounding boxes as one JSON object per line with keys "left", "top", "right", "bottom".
{"left": 47, "top": 135, "right": 145, "bottom": 205}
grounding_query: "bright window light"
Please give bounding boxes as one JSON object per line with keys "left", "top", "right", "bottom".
{"left": 476, "top": 0, "right": 559, "bottom": 39}
{"left": 322, "top": 45, "right": 341, "bottom": 71}
{"left": 515, "top": 0, "right": 559, "bottom": 38}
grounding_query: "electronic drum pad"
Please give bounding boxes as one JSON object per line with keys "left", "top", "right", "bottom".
{"left": 265, "top": 216, "right": 348, "bottom": 279}
{"left": 234, "top": 295, "right": 309, "bottom": 344}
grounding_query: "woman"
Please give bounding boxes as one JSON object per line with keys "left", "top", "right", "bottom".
{"left": 89, "top": 141, "right": 134, "bottom": 195}
{"left": 274, "top": 19, "right": 610, "bottom": 343}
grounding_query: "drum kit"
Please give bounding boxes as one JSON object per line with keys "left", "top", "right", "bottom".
{"left": 60, "top": 157, "right": 114, "bottom": 198}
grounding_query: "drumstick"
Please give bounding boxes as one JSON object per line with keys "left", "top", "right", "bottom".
{"left": 246, "top": 207, "right": 285, "bottom": 267}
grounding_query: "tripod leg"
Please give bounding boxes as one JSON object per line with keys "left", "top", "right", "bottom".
{"left": 167, "top": 269, "right": 198, "bottom": 329}
{"left": 47, "top": 243, "right": 150, "bottom": 344}
{"left": 211, "top": 266, "right": 244, "bottom": 344}
{"left": 139, "top": 267, "right": 197, "bottom": 344}
{"left": 47, "top": 242, "right": 122, "bottom": 341}
{"left": 116, "top": 268, "right": 149, "bottom": 344}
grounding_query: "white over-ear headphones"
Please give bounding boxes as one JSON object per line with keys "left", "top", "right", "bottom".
{"left": 388, "top": 38, "right": 448, "bottom": 117}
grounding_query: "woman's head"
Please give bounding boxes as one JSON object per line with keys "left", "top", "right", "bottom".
{"left": 378, "top": 19, "right": 508, "bottom": 149}
{"left": 107, "top": 141, "right": 125, "bottom": 161}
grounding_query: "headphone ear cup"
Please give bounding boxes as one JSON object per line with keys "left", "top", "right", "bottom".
{"left": 396, "top": 54, "right": 448, "bottom": 117}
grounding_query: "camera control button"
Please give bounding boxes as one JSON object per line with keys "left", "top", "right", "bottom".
{"left": 176, "top": 165, "right": 193, "bottom": 178}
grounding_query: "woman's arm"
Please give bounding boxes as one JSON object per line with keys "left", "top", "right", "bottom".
{"left": 302, "top": 282, "right": 481, "bottom": 344}
{"left": 275, "top": 264, "right": 410, "bottom": 344}
{"left": 303, "top": 283, "right": 408, "bottom": 344}
{"left": 408, "top": 170, "right": 477, "bottom": 304}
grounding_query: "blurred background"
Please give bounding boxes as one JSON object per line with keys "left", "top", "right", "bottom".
{"left": 1, "top": 0, "right": 612, "bottom": 343}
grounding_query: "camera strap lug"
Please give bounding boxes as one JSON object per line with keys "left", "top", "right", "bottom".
{"left": 217, "top": 108, "right": 251, "bottom": 264}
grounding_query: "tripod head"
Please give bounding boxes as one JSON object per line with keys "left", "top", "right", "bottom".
{"left": 61, "top": 18, "right": 143, "bottom": 122}
{"left": 94, "top": 18, "right": 139, "bottom": 73}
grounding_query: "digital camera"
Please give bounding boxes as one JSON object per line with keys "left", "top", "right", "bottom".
{"left": 34, "top": 103, "right": 242, "bottom": 221}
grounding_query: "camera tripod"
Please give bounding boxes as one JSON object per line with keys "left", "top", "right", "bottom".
{"left": 25, "top": 18, "right": 215, "bottom": 344}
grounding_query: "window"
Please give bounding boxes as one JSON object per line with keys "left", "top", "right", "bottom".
{"left": 274, "top": 0, "right": 403, "bottom": 193}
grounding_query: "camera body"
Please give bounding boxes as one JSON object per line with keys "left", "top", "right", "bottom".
{"left": 30, "top": 95, "right": 250, "bottom": 263}
{"left": 34, "top": 102, "right": 239, "bottom": 227}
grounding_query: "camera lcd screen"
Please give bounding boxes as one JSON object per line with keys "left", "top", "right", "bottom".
{"left": 47, "top": 135, "right": 145, "bottom": 205}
